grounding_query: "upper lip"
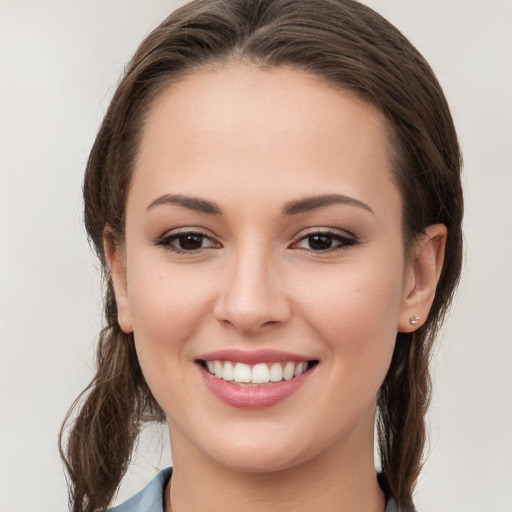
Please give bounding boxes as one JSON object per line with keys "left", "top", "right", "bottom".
{"left": 196, "top": 349, "right": 314, "bottom": 365}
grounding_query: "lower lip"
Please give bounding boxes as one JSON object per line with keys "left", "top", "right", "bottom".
{"left": 199, "top": 365, "right": 314, "bottom": 409}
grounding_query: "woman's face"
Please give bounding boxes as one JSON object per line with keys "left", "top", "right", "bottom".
{"left": 110, "top": 64, "right": 420, "bottom": 472}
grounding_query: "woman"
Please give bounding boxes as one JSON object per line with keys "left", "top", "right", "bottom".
{"left": 60, "top": 0, "right": 463, "bottom": 511}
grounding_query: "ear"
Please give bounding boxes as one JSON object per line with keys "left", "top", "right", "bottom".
{"left": 103, "top": 228, "right": 133, "bottom": 334}
{"left": 398, "top": 224, "right": 447, "bottom": 333}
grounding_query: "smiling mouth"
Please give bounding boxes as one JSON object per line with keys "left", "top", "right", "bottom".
{"left": 197, "top": 359, "right": 319, "bottom": 385}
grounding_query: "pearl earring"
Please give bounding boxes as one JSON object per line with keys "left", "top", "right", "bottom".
{"left": 409, "top": 316, "right": 420, "bottom": 326}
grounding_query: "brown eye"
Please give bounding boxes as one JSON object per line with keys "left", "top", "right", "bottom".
{"left": 307, "top": 234, "right": 334, "bottom": 250}
{"left": 175, "top": 234, "right": 206, "bottom": 250}
{"left": 293, "top": 230, "right": 356, "bottom": 252}
{"left": 156, "top": 231, "right": 220, "bottom": 253}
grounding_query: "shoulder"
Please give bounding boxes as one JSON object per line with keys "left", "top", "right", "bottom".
{"left": 385, "top": 497, "right": 409, "bottom": 512}
{"left": 108, "top": 467, "right": 173, "bottom": 512}
{"left": 384, "top": 497, "right": 399, "bottom": 511}
{"left": 109, "top": 467, "right": 400, "bottom": 512}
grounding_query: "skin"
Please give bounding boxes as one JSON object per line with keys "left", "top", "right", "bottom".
{"left": 106, "top": 63, "right": 446, "bottom": 512}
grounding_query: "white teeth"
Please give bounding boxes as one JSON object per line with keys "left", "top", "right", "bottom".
{"left": 214, "top": 360, "right": 223, "bottom": 378}
{"left": 223, "top": 361, "right": 234, "bottom": 381}
{"left": 233, "top": 362, "right": 252, "bottom": 383}
{"left": 251, "top": 363, "right": 270, "bottom": 383}
{"left": 283, "top": 362, "right": 295, "bottom": 381}
{"left": 269, "top": 362, "right": 283, "bottom": 382}
{"left": 294, "top": 361, "right": 307, "bottom": 377}
{"left": 205, "top": 360, "right": 311, "bottom": 384}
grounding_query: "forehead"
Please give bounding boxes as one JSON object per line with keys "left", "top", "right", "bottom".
{"left": 130, "top": 63, "right": 400, "bottom": 219}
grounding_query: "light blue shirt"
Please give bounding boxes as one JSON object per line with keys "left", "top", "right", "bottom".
{"left": 109, "top": 467, "right": 399, "bottom": 511}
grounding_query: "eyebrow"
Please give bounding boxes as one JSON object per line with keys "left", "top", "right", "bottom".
{"left": 282, "top": 194, "right": 374, "bottom": 216}
{"left": 146, "top": 194, "right": 222, "bottom": 214}
{"left": 146, "top": 192, "right": 373, "bottom": 216}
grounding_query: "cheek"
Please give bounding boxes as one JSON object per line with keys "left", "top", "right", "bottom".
{"left": 131, "top": 277, "right": 192, "bottom": 337}
{"left": 299, "top": 255, "right": 403, "bottom": 327}
{"left": 126, "top": 256, "right": 214, "bottom": 381}
{"left": 294, "top": 258, "right": 403, "bottom": 380}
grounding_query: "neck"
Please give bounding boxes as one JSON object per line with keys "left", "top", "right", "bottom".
{"left": 165, "top": 421, "right": 386, "bottom": 512}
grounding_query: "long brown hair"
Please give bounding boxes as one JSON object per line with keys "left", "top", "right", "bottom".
{"left": 59, "top": 1, "right": 463, "bottom": 510}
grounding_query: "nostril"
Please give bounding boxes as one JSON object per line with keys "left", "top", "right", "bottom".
{"left": 216, "top": 314, "right": 285, "bottom": 335}
{"left": 213, "top": 274, "right": 292, "bottom": 333}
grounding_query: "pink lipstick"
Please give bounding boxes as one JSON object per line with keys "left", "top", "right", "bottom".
{"left": 196, "top": 349, "right": 318, "bottom": 409}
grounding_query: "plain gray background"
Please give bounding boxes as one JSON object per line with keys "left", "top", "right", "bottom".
{"left": 1, "top": 1, "right": 511, "bottom": 511}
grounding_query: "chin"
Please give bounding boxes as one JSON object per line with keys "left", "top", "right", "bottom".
{"left": 199, "top": 427, "right": 320, "bottom": 474}
{"left": 218, "top": 449, "right": 304, "bottom": 474}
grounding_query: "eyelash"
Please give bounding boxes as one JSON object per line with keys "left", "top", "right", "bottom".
{"left": 154, "top": 229, "right": 357, "bottom": 254}
{"left": 154, "top": 229, "right": 219, "bottom": 254}
{"left": 292, "top": 229, "right": 357, "bottom": 253}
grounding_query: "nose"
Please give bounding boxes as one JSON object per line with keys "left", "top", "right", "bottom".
{"left": 213, "top": 245, "right": 292, "bottom": 335}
